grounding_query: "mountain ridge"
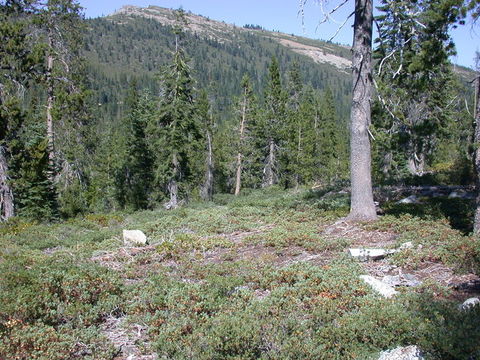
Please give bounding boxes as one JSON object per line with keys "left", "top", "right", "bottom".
{"left": 107, "top": 5, "right": 352, "bottom": 72}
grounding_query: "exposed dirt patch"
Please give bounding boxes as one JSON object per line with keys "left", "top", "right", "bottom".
{"left": 201, "top": 243, "right": 332, "bottom": 267}
{"left": 101, "top": 316, "right": 157, "bottom": 360}
{"left": 322, "top": 219, "right": 398, "bottom": 248}
{"left": 321, "top": 219, "right": 480, "bottom": 301}
{"left": 92, "top": 246, "right": 163, "bottom": 272}
{"left": 214, "top": 224, "right": 276, "bottom": 244}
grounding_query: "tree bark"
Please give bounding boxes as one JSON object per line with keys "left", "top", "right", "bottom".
{"left": 201, "top": 130, "right": 214, "bottom": 201}
{"left": 0, "top": 145, "right": 14, "bottom": 221}
{"left": 166, "top": 152, "right": 179, "bottom": 209}
{"left": 235, "top": 91, "right": 248, "bottom": 196}
{"left": 346, "top": 0, "right": 377, "bottom": 221}
{"left": 263, "top": 139, "right": 276, "bottom": 187}
{"left": 473, "top": 74, "right": 480, "bottom": 233}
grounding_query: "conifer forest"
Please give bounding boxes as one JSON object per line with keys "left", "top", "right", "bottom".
{"left": 2, "top": 1, "right": 480, "bottom": 359}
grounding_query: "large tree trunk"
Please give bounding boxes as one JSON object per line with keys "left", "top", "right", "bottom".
{"left": 0, "top": 145, "right": 14, "bottom": 221}
{"left": 263, "top": 139, "right": 276, "bottom": 187}
{"left": 235, "top": 92, "right": 248, "bottom": 196}
{"left": 201, "top": 130, "right": 214, "bottom": 201}
{"left": 473, "top": 74, "right": 480, "bottom": 233}
{"left": 346, "top": 0, "right": 377, "bottom": 221}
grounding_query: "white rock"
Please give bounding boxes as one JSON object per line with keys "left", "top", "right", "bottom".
{"left": 399, "top": 242, "right": 414, "bottom": 250}
{"left": 398, "top": 195, "right": 419, "bottom": 204}
{"left": 123, "top": 230, "right": 148, "bottom": 246}
{"left": 448, "top": 191, "right": 461, "bottom": 199}
{"left": 349, "top": 248, "right": 396, "bottom": 261}
{"left": 459, "top": 297, "right": 480, "bottom": 311}
{"left": 378, "top": 346, "right": 424, "bottom": 360}
{"left": 360, "top": 275, "right": 398, "bottom": 298}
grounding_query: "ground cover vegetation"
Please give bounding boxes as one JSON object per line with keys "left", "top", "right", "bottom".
{"left": 1, "top": 188, "right": 480, "bottom": 359}
{"left": 1, "top": 0, "right": 480, "bottom": 358}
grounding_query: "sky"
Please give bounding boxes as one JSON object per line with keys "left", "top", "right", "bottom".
{"left": 78, "top": 0, "right": 479, "bottom": 69}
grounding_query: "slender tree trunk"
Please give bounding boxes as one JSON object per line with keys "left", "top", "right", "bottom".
{"left": 234, "top": 152, "right": 243, "bottom": 196}
{"left": 0, "top": 145, "right": 14, "bottom": 220}
{"left": 473, "top": 75, "right": 480, "bottom": 233}
{"left": 295, "top": 125, "right": 302, "bottom": 189}
{"left": 235, "top": 91, "right": 248, "bottom": 196}
{"left": 46, "top": 34, "right": 55, "bottom": 176}
{"left": 407, "top": 152, "right": 425, "bottom": 176}
{"left": 346, "top": 0, "right": 377, "bottom": 221}
{"left": 201, "top": 130, "right": 214, "bottom": 201}
{"left": 166, "top": 152, "right": 179, "bottom": 209}
{"left": 263, "top": 139, "right": 276, "bottom": 187}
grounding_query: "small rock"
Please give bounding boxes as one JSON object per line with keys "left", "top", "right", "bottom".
{"left": 383, "top": 274, "right": 421, "bottom": 287}
{"left": 349, "top": 248, "right": 396, "bottom": 261}
{"left": 399, "top": 242, "right": 414, "bottom": 250}
{"left": 458, "top": 297, "right": 480, "bottom": 311}
{"left": 378, "top": 345, "right": 424, "bottom": 360}
{"left": 448, "top": 191, "right": 461, "bottom": 199}
{"left": 397, "top": 195, "right": 419, "bottom": 204}
{"left": 360, "top": 275, "right": 398, "bottom": 298}
{"left": 123, "top": 230, "right": 148, "bottom": 246}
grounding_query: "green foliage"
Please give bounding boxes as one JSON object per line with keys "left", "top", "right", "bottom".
{"left": 373, "top": 0, "right": 466, "bottom": 180}
{"left": 2, "top": 187, "right": 480, "bottom": 359}
{"left": 115, "top": 83, "right": 154, "bottom": 210}
{"left": 148, "top": 29, "right": 200, "bottom": 205}
{"left": 0, "top": 254, "right": 122, "bottom": 359}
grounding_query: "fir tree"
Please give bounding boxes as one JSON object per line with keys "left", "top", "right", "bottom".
{"left": 261, "top": 56, "right": 286, "bottom": 187}
{"left": 233, "top": 74, "right": 258, "bottom": 195}
{"left": 197, "top": 90, "right": 215, "bottom": 201}
{"left": 149, "top": 9, "right": 199, "bottom": 209}
{"left": 116, "top": 82, "right": 154, "bottom": 210}
{"left": 0, "top": 0, "right": 46, "bottom": 220}
{"left": 374, "top": 0, "right": 462, "bottom": 177}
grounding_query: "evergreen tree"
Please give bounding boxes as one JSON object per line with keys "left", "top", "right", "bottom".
{"left": 317, "top": 87, "right": 346, "bottom": 184}
{"left": 116, "top": 82, "right": 154, "bottom": 210}
{"left": 233, "top": 74, "right": 258, "bottom": 195}
{"left": 149, "top": 8, "right": 199, "bottom": 209}
{"left": 0, "top": 0, "right": 46, "bottom": 220}
{"left": 282, "top": 61, "right": 304, "bottom": 188}
{"left": 261, "top": 56, "right": 286, "bottom": 187}
{"left": 374, "top": 0, "right": 462, "bottom": 177}
{"left": 38, "top": 0, "right": 85, "bottom": 174}
{"left": 197, "top": 90, "right": 215, "bottom": 201}
{"left": 348, "top": 0, "right": 377, "bottom": 221}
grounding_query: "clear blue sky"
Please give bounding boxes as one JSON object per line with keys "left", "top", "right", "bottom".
{"left": 78, "top": 0, "right": 479, "bottom": 69}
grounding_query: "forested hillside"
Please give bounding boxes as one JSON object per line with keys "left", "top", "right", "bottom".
{"left": 84, "top": 6, "right": 353, "bottom": 124}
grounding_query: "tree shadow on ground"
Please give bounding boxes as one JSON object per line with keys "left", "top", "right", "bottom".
{"left": 382, "top": 198, "right": 475, "bottom": 235}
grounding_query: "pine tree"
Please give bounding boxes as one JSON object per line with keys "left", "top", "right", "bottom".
{"left": 38, "top": 0, "right": 85, "bottom": 175}
{"left": 317, "top": 87, "right": 346, "bottom": 184}
{"left": 282, "top": 61, "right": 304, "bottom": 189}
{"left": 347, "top": 0, "right": 377, "bottom": 221}
{"left": 262, "top": 56, "right": 286, "bottom": 187}
{"left": 233, "top": 74, "right": 257, "bottom": 195}
{"left": 0, "top": 0, "right": 45, "bottom": 220}
{"left": 116, "top": 82, "right": 154, "bottom": 210}
{"left": 374, "top": 0, "right": 462, "bottom": 177}
{"left": 149, "top": 8, "right": 199, "bottom": 209}
{"left": 197, "top": 90, "right": 215, "bottom": 201}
